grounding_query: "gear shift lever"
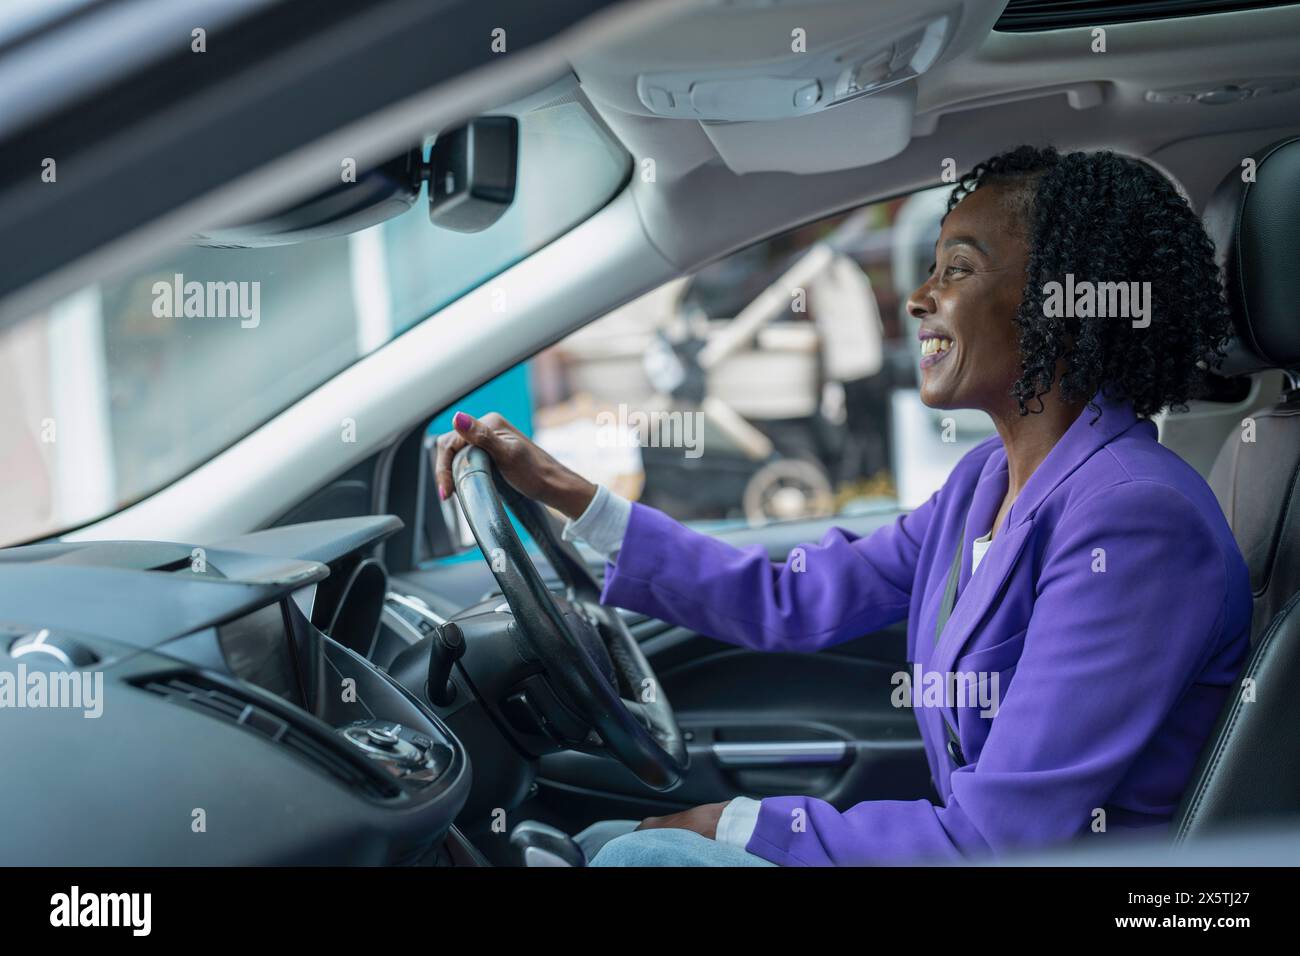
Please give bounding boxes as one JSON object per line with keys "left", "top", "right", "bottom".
{"left": 510, "top": 820, "right": 586, "bottom": 867}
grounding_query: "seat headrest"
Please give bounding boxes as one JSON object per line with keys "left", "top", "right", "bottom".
{"left": 1204, "top": 136, "right": 1300, "bottom": 376}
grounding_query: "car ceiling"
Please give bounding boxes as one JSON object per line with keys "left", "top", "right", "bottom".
{"left": 2, "top": 0, "right": 1299, "bottom": 326}
{"left": 572, "top": 0, "right": 1300, "bottom": 270}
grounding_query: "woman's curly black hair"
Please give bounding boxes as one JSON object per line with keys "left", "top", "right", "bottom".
{"left": 945, "top": 145, "right": 1232, "bottom": 419}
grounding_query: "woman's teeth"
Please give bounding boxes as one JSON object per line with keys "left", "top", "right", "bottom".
{"left": 920, "top": 337, "right": 953, "bottom": 357}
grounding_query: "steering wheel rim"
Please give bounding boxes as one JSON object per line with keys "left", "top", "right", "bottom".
{"left": 451, "top": 445, "right": 687, "bottom": 791}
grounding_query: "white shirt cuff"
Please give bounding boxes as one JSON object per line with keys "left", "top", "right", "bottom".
{"left": 560, "top": 483, "right": 632, "bottom": 564}
{"left": 715, "top": 796, "right": 762, "bottom": 849}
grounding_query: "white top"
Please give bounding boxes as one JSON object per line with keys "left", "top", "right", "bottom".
{"left": 972, "top": 530, "right": 993, "bottom": 573}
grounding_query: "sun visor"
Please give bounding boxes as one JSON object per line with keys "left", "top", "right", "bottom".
{"left": 702, "top": 83, "right": 915, "bottom": 175}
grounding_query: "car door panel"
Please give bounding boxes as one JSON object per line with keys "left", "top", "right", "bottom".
{"left": 536, "top": 630, "right": 934, "bottom": 811}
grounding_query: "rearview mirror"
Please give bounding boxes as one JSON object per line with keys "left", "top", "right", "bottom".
{"left": 427, "top": 116, "right": 518, "bottom": 234}
{"left": 192, "top": 148, "right": 425, "bottom": 248}
{"left": 189, "top": 113, "right": 518, "bottom": 246}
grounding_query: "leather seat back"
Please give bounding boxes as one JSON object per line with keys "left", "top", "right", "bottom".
{"left": 1202, "top": 135, "right": 1300, "bottom": 646}
{"left": 1207, "top": 396, "right": 1300, "bottom": 646}
{"left": 1174, "top": 593, "right": 1300, "bottom": 839}
{"left": 1174, "top": 136, "right": 1300, "bottom": 839}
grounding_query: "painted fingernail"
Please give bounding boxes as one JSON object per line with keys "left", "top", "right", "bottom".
{"left": 453, "top": 411, "right": 471, "bottom": 431}
{"left": 439, "top": 485, "right": 448, "bottom": 500}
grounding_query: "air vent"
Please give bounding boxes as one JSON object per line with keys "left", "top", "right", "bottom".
{"left": 995, "top": 0, "right": 1295, "bottom": 33}
{"left": 136, "top": 674, "right": 400, "bottom": 799}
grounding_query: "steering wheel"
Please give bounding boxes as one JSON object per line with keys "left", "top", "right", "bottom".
{"left": 452, "top": 445, "right": 688, "bottom": 791}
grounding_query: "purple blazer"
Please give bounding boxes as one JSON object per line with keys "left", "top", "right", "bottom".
{"left": 600, "top": 391, "right": 1252, "bottom": 865}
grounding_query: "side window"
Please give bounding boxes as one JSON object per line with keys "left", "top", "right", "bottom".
{"left": 436, "top": 184, "right": 996, "bottom": 546}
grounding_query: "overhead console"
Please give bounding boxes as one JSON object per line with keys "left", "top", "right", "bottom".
{"left": 634, "top": 16, "right": 950, "bottom": 123}
{"left": 0, "top": 516, "right": 471, "bottom": 865}
{"left": 574, "top": 0, "right": 1007, "bottom": 174}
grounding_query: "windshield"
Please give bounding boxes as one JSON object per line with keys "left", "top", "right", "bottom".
{"left": 0, "top": 94, "right": 629, "bottom": 546}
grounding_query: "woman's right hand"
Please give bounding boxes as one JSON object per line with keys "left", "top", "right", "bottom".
{"left": 433, "top": 410, "right": 597, "bottom": 521}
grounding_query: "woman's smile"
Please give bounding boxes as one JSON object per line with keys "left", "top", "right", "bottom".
{"left": 919, "top": 332, "right": 954, "bottom": 369}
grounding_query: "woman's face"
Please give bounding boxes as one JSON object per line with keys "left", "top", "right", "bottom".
{"left": 906, "top": 184, "right": 1031, "bottom": 413}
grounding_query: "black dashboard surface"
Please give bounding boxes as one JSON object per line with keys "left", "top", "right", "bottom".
{"left": 0, "top": 515, "right": 471, "bottom": 865}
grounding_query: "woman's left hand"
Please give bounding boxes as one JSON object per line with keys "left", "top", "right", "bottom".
{"left": 636, "top": 801, "right": 730, "bottom": 839}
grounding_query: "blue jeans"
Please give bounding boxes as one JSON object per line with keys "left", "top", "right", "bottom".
{"left": 579, "top": 820, "right": 777, "bottom": 867}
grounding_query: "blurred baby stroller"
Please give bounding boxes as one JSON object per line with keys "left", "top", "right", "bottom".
{"left": 549, "top": 211, "right": 888, "bottom": 525}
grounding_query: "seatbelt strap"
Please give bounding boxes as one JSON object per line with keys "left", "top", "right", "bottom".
{"left": 934, "top": 517, "right": 968, "bottom": 767}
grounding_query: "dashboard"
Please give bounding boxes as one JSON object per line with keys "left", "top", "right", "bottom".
{"left": 0, "top": 516, "right": 471, "bottom": 865}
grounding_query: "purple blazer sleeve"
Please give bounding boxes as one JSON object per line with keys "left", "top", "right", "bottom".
{"left": 743, "top": 481, "right": 1232, "bottom": 865}
{"left": 599, "top": 494, "right": 938, "bottom": 653}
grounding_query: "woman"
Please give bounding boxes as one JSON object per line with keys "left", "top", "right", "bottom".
{"left": 434, "top": 145, "right": 1252, "bottom": 866}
